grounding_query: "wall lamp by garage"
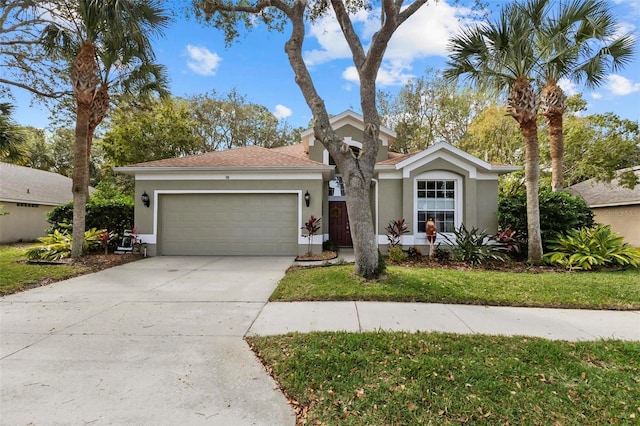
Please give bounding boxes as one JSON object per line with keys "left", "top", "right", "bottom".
{"left": 304, "top": 190, "right": 311, "bottom": 207}
{"left": 141, "top": 191, "right": 150, "bottom": 208}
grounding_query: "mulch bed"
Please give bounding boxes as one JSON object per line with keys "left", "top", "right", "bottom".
{"left": 295, "top": 251, "right": 338, "bottom": 262}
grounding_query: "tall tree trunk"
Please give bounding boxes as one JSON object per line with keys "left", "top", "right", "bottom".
{"left": 71, "top": 104, "right": 90, "bottom": 258}
{"left": 542, "top": 82, "right": 566, "bottom": 192}
{"left": 509, "top": 77, "right": 543, "bottom": 264}
{"left": 546, "top": 112, "right": 564, "bottom": 192}
{"left": 521, "top": 121, "right": 543, "bottom": 263}
{"left": 70, "top": 41, "right": 99, "bottom": 258}
{"left": 343, "top": 171, "right": 378, "bottom": 278}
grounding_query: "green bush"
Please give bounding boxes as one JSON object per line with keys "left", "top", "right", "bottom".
{"left": 544, "top": 224, "right": 640, "bottom": 270}
{"left": 47, "top": 187, "right": 134, "bottom": 237}
{"left": 26, "top": 228, "right": 107, "bottom": 260}
{"left": 387, "top": 246, "right": 408, "bottom": 262}
{"left": 498, "top": 190, "right": 594, "bottom": 249}
{"left": 444, "top": 224, "right": 505, "bottom": 266}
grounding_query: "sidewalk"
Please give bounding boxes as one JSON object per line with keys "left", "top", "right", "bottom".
{"left": 248, "top": 301, "right": 640, "bottom": 341}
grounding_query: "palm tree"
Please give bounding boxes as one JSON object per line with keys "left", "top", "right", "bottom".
{"left": 444, "top": 1, "right": 544, "bottom": 263}
{"left": 0, "top": 103, "right": 26, "bottom": 162}
{"left": 41, "top": 0, "right": 170, "bottom": 257}
{"left": 536, "top": 0, "right": 635, "bottom": 192}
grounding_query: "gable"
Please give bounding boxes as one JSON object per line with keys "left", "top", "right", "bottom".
{"left": 392, "top": 142, "right": 519, "bottom": 180}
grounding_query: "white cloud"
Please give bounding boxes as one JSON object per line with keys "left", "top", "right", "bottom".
{"left": 303, "top": 0, "right": 472, "bottom": 88}
{"left": 342, "top": 61, "right": 415, "bottom": 87}
{"left": 185, "top": 45, "right": 222, "bottom": 76}
{"left": 591, "top": 92, "right": 603, "bottom": 100}
{"left": 558, "top": 78, "right": 579, "bottom": 96}
{"left": 606, "top": 74, "right": 640, "bottom": 95}
{"left": 273, "top": 104, "right": 292, "bottom": 119}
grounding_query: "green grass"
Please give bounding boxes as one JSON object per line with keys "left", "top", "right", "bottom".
{"left": 271, "top": 265, "right": 640, "bottom": 310}
{"left": 248, "top": 332, "right": 640, "bottom": 425}
{"left": 0, "top": 245, "right": 90, "bottom": 295}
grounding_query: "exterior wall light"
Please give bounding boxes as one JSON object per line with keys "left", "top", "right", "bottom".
{"left": 141, "top": 191, "right": 150, "bottom": 208}
{"left": 304, "top": 190, "right": 311, "bottom": 207}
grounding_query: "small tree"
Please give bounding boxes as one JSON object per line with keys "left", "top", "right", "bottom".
{"left": 302, "top": 216, "right": 322, "bottom": 256}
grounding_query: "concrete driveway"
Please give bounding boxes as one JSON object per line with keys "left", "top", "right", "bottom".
{"left": 1, "top": 256, "right": 296, "bottom": 426}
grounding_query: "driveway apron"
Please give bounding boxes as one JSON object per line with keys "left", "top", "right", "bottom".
{"left": 0, "top": 256, "right": 296, "bottom": 426}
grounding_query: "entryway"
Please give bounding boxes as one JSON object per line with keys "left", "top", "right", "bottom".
{"left": 329, "top": 201, "right": 352, "bottom": 247}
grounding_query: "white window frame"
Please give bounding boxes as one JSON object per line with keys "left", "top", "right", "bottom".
{"left": 414, "top": 171, "right": 463, "bottom": 244}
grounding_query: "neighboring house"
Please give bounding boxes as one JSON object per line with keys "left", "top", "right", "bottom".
{"left": 115, "top": 111, "right": 518, "bottom": 256}
{"left": 0, "top": 162, "right": 73, "bottom": 243}
{"left": 568, "top": 166, "right": 640, "bottom": 246}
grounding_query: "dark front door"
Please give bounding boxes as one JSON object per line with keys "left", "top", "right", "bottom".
{"left": 329, "top": 201, "right": 352, "bottom": 247}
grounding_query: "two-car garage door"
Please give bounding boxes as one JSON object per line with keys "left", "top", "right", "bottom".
{"left": 159, "top": 193, "right": 298, "bottom": 256}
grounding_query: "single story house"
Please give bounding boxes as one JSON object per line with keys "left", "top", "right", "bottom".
{"left": 568, "top": 166, "right": 640, "bottom": 246}
{"left": 0, "top": 162, "right": 73, "bottom": 243}
{"left": 115, "top": 111, "right": 518, "bottom": 256}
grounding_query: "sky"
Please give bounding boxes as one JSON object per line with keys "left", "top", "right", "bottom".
{"left": 5, "top": 0, "right": 640, "bottom": 130}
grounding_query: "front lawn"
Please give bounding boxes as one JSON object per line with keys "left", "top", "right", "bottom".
{"left": 0, "top": 244, "right": 141, "bottom": 295}
{"left": 248, "top": 332, "right": 640, "bottom": 425}
{"left": 0, "top": 245, "right": 91, "bottom": 295}
{"left": 271, "top": 265, "right": 640, "bottom": 310}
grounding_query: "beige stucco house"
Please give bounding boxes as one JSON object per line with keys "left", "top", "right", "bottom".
{"left": 568, "top": 166, "right": 640, "bottom": 246}
{"left": 0, "top": 162, "right": 73, "bottom": 243}
{"left": 115, "top": 111, "right": 518, "bottom": 256}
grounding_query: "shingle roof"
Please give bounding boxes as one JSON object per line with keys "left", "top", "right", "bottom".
{"left": 377, "top": 151, "right": 417, "bottom": 166}
{"left": 0, "top": 162, "right": 73, "bottom": 205}
{"left": 271, "top": 143, "right": 308, "bottom": 158}
{"left": 124, "top": 145, "right": 326, "bottom": 168}
{"left": 567, "top": 166, "right": 640, "bottom": 207}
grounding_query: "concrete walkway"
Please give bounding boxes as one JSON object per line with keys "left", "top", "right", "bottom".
{"left": 1, "top": 256, "right": 297, "bottom": 426}
{"left": 248, "top": 301, "right": 640, "bottom": 341}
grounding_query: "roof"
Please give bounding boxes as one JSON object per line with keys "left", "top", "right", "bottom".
{"left": 116, "top": 145, "right": 332, "bottom": 172}
{"left": 0, "top": 162, "right": 73, "bottom": 206}
{"left": 567, "top": 166, "right": 640, "bottom": 208}
{"left": 271, "top": 143, "right": 308, "bottom": 158}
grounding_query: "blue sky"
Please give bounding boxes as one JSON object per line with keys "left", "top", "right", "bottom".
{"left": 7, "top": 0, "right": 640, "bottom": 130}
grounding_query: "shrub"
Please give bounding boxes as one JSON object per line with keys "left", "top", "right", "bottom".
{"left": 26, "top": 228, "right": 107, "bottom": 260}
{"left": 376, "top": 249, "right": 387, "bottom": 276}
{"left": 498, "top": 190, "right": 594, "bottom": 250}
{"left": 492, "top": 227, "right": 526, "bottom": 260}
{"left": 323, "top": 240, "right": 339, "bottom": 252}
{"left": 407, "top": 247, "right": 422, "bottom": 260}
{"left": 444, "top": 224, "right": 505, "bottom": 266}
{"left": 385, "top": 219, "right": 409, "bottom": 247}
{"left": 47, "top": 199, "right": 134, "bottom": 237}
{"left": 388, "top": 246, "right": 408, "bottom": 263}
{"left": 434, "top": 245, "right": 451, "bottom": 262}
{"left": 544, "top": 225, "right": 640, "bottom": 270}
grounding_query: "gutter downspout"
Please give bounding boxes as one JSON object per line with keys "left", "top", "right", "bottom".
{"left": 372, "top": 178, "right": 379, "bottom": 249}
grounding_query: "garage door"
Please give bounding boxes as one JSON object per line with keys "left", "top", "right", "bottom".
{"left": 159, "top": 193, "right": 298, "bottom": 255}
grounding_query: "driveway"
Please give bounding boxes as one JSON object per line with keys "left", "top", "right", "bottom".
{"left": 0, "top": 256, "right": 296, "bottom": 425}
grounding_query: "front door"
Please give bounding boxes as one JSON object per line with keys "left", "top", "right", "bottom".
{"left": 329, "top": 201, "right": 352, "bottom": 247}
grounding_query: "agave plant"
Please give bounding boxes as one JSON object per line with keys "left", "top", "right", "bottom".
{"left": 443, "top": 224, "right": 506, "bottom": 266}
{"left": 544, "top": 225, "right": 640, "bottom": 270}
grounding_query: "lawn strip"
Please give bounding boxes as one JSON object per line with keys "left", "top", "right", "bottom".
{"left": 248, "top": 332, "right": 640, "bottom": 425}
{"left": 271, "top": 265, "right": 640, "bottom": 310}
